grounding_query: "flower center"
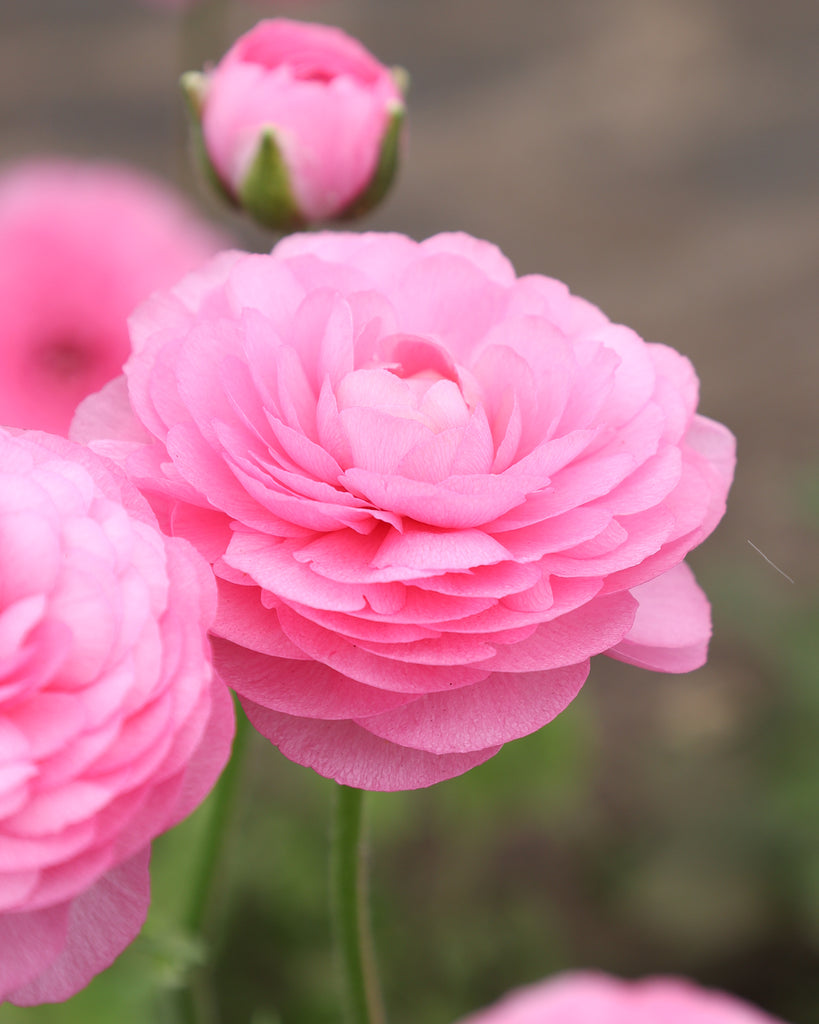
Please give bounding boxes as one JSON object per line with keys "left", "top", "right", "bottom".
{"left": 34, "top": 338, "right": 94, "bottom": 380}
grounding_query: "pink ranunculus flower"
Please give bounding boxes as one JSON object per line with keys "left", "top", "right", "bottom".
{"left": 182, "top": 19, "right": 406, "bottom": 230}
{"left": 0, "top": 159, "right": 226, "bottom": 437}
{"left": 0, "top": 428, "right": 234, "bottom": 1005}
{"left": 454, "top": 972, "right": 785, "bottom": 1024}
{"left": 74, "top": 231, "right": 735, "bottom": 791}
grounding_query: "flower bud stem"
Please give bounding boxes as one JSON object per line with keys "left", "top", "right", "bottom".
{"left": 332, "top": 786, "right": 386, "bottom": 1024}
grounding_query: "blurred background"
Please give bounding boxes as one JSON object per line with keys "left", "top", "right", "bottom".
{"left": 1, "top": 0, "right": 817, "bottom": 1021}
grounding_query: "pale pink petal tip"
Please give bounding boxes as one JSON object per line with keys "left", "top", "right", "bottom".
{"left": 607, "top": 562, "right": 712, "bottom": 673}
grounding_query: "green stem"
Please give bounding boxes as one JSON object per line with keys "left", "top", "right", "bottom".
{"left": 332, "top": 786, "right": 386, "bottom": 1024}
{"left": 172, "top": 697, "right": 251, "bottom": 1024}
{"left": 185, "top": 695, "right": 251, "bottom": 936}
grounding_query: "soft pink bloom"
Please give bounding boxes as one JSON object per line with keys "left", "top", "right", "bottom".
{"left": 0, "top": 429, "right": 234, "bottom": 1005}
{"left": 75, "top": 231, "right": 735, "bottom": 791}
{"left": 454, "top": 972, "right": 785, "bottom": 1024}
{"left": 0, "top": 159, "right": 226, "bottom": 436}
{"left": 186, "top": 19, "right": 405, "bottom": 227}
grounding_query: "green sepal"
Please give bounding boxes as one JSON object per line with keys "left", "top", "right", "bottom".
{"left": 338, "top": 100, "right": 405, "bottom": 222}
{"left": 179, "top": 71, "right": 236, "bottom": 208}
{"left": 237, "top": 128, "right": 305, "bottom": 233}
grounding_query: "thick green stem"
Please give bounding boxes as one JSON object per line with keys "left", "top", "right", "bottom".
{"left": 332, "top": 786, "right": 386, "bottom": 1024}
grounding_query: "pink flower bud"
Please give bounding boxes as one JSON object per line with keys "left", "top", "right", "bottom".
{"left": 182, "top": 19, "right": 406, "bottom": 231}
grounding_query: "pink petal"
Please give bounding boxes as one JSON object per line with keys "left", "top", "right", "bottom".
{"left": 372, "top": 524, "right": 511, "bottom": 573}
{"left": 357, "top": 662, "right": 589, "bottom": 754}
{"left": 240, "top": 701, "right": 500, "bottom": 791}
{"left": 420, "top": 233, "right": 517, "bottom": 286}
{"left": 607, "top": 562, "right": 712, "bottom": 673}
{"left": 214, "top": 640, "right": 414, "bottom": 718}
{"left": 213, "top": 580, "right": 307, "bottom": 658}
{"left": 276, "top": 605, "right": 491, "bottom": 693}
{"left": 4, "top": 848, "right": 150, "bottom": 1006}
{"left": 482, "top": 592, "right": 637, "bottom": 671}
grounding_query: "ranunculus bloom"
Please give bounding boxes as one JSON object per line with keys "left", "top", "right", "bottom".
{"left": 454, "top": 972, "right": 784, "bottom": 1023}
{"left": 75, "top": 231, "right": 734, "bottom": 791}
{"left": 0, "top": 159, "right": 226, "bottom": 436}
{"left": 182, "top": 19, "right": 406, "bottom": 230}
{"left": 0, "top": 429, "right": 234, "bottom": 1005}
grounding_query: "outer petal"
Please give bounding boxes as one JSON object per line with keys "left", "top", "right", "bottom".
{"left": 355, "top": 662, "right": 589, "bottom": 755}
{"left": 213, "top": 638, "right": 416, "bottom": 718}
{"left": 240, "top": 700, "right": 500, "bottom": 791}
{"left": 606, "top": 562, "right": 711, "bottom": 673}
{"left": 4, "top": 849, "right": 150, "bottom": 1006}
{"left": 169, "top": 670, "right": 235, "bottom": 824}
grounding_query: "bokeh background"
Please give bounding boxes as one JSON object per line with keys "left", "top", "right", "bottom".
{"left": 1, "top": 0, "right": 817, "bottom": 1021}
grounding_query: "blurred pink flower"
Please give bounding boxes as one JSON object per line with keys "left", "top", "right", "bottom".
{"left": 75, "top": 231, "right": 734, "bottom": 791}
{"left": 0, "top": 160, "right": 226, "bottom": 436}
{"left": 0, "top": 429, "right": 234, "bottom": 1005}
{"left": 183, "top": 19, "right": 405, "bottom": 229}
{"left": 454, "top": 972, "right": 784, "bottom": 1023}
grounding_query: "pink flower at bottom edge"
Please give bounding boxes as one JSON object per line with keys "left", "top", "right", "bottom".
{"left": 74, "top": 230, "right": 735, "bottom": 792}
{"left": 0, "top": 428, "right": 234, "bottom": 1005}
{"left": 454, "top": 972, "right": 786, "bottom": 1024}
{"left": 0, "top": 159, "right": 227, "bottom": 437}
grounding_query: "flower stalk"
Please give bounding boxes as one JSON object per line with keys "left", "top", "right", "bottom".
{"left": 173, "top": 698, "right": 251, "bottom": 1024}
{"left": 184, "top": 696, "right": 252, "bottom": 937}
{"left": 332, "top": 786, "right": 386, "bottom": 1024}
